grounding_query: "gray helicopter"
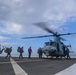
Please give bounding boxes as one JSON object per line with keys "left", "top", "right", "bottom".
{"left": 22, "top": 22, "right": 76, "bottom": 58}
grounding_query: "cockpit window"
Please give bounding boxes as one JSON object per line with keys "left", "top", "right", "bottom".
{"left": 45, "top": 42, "right": 50, "bottom": 46}
{"left": 45, "top": 42, "right": 56, "bottom": 46}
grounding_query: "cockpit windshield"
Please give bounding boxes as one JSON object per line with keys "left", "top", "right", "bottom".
{"left": 45, "top": 42, "right": 50, "bottom": 46}
{"left": 45, "top": 42, "right": 56, "bottom": 46}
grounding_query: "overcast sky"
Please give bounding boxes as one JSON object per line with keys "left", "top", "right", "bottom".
{"left": 0, "top": 0, "right": 76, "bottom": 56}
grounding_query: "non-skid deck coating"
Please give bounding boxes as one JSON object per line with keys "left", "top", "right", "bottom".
{"left": 0, "top": 57, "right": 76, "bottom": 75}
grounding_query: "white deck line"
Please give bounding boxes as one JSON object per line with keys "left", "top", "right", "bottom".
{"left": 0, "top": 62, "right": 11, "bottom": 64}
{"left": 0, "top": 59, "right": 43, "bottom": 64}
{"left": 55, "top": 63, "right": 76, "bottom": 75}
{"left": 10, "top": 58, "right": 28, "bottom": 75}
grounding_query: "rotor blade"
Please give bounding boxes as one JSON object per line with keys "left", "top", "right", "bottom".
{"left": 22, "top": 35, "right": 54, "bottom": 39}
{"left": 33, "top": 22, "right": 57, "bottom": 35}
{"left": 58, "top": 33, "right": 76, "bottom": 36}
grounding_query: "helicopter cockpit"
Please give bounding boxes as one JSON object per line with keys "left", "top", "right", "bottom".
{"left": 42, "top": 41, "right": 57, "bottom": 56}
{"left": 44, "top": 42, "right": 50, "bottom": 46}
{"left": 45, "top": 41, "right": 56, "bottom": 46}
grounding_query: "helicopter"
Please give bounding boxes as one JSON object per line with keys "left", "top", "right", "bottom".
{"left": 22, "top": 22, "right": 76, "bottom": 58}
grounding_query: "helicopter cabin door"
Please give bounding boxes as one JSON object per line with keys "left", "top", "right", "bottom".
{"left": 56, "top": 43, "right": 60, "bottom": 52}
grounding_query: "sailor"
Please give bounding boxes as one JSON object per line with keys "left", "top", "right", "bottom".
{"left": 28, "top": 46, "right": 32, "bottom": 59}
{"left": 37, "top": 47, "right": 43, "bottom": 59}
{"left": 65, "top": 47, "right": 71, "bottom": 59}
{"left": 17, "top": 47, "right": 24, "bottom": 58}
{"left": 5, "top": 47, "right": 12, "bottom": 58}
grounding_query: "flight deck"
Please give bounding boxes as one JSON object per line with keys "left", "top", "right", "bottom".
{"left": 0, "top": 57, "right": 76, "bottom": 75}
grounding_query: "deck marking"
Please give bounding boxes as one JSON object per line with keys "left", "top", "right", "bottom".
{"left": 0, "top": 59, "right": 43, "bottom": 64}
{"left": 10, "top": 58, "right": 28, "bottom": 75}
{"left": 55, "top": 63, "right": 76, "bottom": 75}
{"left": 0, "top": 61, "right": 11, "bottom": 64}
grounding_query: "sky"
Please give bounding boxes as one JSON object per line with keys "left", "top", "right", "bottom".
{"left": 0, "top": 0, "right": 76, "bottom": 57}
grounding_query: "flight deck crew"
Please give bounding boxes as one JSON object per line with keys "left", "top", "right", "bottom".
{"left": 5, "top": 47, "right": 12, "bottom": 58}
{"left": 17, "top": 47, "right": 24, "bottom": 58}
{"left": 37, "top": 47, "right": 43, "bottom": 59}
{"left": 0, "top": 46, "right": 5, "bottom": 54}
{"left": 28, "top": 46, "right": 32, "bottom": 59}
{"left": 65, "top": 47, "right": 71, "bottom": 59}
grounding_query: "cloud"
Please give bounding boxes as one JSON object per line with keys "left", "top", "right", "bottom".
{"left": 12, "top": 0, "right": 25, "bottom": 2}
{"left": 0, "top": 0, "right": 36, "bottom": 35}
{"left": 26, "top": 8, "right": 35, "bottom": 14}
{"left": 43, "top": 0, "right": 76, "bottom": 32}
{"left": 5, "top": 22, "right": 24, "bottom": 34}
{"left": 0, "top": 36, "right": 12, "bottom": 46}
{"left": 0, "top": 0, "right": 76, "bottom": 35}
{"left": 0, "top": 21, "right": 24, "bottom": 35}
{"left": 0, "top": 0, "right": 28, "bottom": 21}
{"left": 0, "top": 36, "right": 8, "bottom": 40}
{"left": 0, "top": 41, "right": 13, "bottom": 46}
{"left": 43, "top": 0, "right": 76, "bottom": 21}
{"left": 2, "top": 42, "right": 12, "bottom": 46}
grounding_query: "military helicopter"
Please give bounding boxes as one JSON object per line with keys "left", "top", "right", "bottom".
{"left": 22, "top": 22, "right": 76, "bottom": 58}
